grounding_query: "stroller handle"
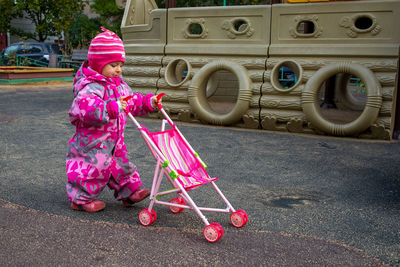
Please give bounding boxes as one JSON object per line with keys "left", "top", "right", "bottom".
{"left": 156, "top": 93, "right": 166, "bottom": 110}
{"left": 122, "top": 93, "right": 165, "bottom": 114}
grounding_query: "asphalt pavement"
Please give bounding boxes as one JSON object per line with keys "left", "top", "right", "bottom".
{"left": 0, "top": 83, "right": 399, "bottom": 266}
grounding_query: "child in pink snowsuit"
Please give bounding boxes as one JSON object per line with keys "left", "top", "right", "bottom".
{"left": 66, "top": 27, "right": 159, "bottom": 212}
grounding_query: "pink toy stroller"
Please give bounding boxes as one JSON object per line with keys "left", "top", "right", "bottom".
{"left": 126, "top": 94, "right": 248, "bottom": 242}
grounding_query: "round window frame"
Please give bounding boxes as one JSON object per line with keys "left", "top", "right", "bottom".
{"left": 351, "top": 14, "right": 376, "bottom": 33}
{"left": 270, "top": 60, "right": 303, "bottom": 93}
{"left": 165, "top": 58, "right": 192, "bottom": 88}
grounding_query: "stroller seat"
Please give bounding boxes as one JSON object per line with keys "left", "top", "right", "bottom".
{"left": 146, "top": 127, "right": 218, "bottom": 190}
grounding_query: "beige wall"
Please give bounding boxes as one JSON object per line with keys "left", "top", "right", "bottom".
{"left": 121, "top": 0, "right": 400, "bottom": 140}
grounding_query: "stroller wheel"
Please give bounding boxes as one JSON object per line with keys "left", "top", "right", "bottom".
{"left": 210, "top": 222, "right": 224, "bottom": 238}
{"left": 169, "top": 197, "right": 185, "bottom": 213}
{"left": 237, "top": 209, "right": 248, "bottom": 225}
{"left": 150, "top": 209, "right": 157, "bottom": 224}
{"left": 139, "top": 209, "right": 156, "bottom": 226}
{"left": 230, "top": 210, "right": 247, "bottom": 228}
{"left": 203, "top": 223, "right": 223, "bottom": 243}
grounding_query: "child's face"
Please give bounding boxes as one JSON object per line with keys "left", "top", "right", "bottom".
{"left": 101, "top": 61, "right": 124, "bottom": 78}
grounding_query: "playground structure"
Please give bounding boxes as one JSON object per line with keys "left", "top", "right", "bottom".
{"left": 120, "top": 0, "right": 400, "bottom": 140}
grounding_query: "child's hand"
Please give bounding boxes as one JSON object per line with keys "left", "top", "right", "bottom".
{"left": 119, "top": 96, "right": 129, "bottom": 111}
{"left": 151, "top": 96, "right": 162, "bottom": 108}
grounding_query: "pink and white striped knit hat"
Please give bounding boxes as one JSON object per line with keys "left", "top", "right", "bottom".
{"left": 88, "top": 27, "right": 126, "bottom": 74}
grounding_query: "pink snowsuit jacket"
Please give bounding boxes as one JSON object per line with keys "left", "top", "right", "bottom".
{"left": 66, "top": 62, "right": 154, "bottom": 205}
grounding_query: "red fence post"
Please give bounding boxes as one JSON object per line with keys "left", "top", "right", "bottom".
{"left": 0, "top": 33, "right": 7, "bottom": 51}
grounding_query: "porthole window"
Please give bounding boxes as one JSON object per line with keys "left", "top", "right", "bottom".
{"left": 339, "top": 14, "right": 379, "bottom": 37}
{"left": 290, "top": 15, "right": 322, "bottom": 38}
{"left": 189, "top": 23, "right": 203, "bottom": 35}
{"left": 165, "top": 58, "right": 192, "bottom": 88}
{"left": 271, "top": 60, "right": 303, "bottom": 92}
{"left": 184, "top": 19, "right": 207, "bottom": 39}
{"left": 233, "top": 19, "right": 249, "bottom": 34}
{"left": 296, "top": 20, "right": 315, "bottom": 35}
{"left": 221, "top": 17, "right": 254, "bottom": 39}
{"left": 354, "top": 16, "right": 373, "bottom": 31}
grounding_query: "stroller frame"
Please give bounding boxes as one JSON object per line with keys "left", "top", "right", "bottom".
{"left": 127, "top": 96, "right": 248, "bottom": 242}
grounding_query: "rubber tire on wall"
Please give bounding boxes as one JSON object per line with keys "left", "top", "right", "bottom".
{"left": 302, "top": 63, "right": 382, "bottom": 136}
{"left": 188, "top": 60, "right": 252, "bottom": 125}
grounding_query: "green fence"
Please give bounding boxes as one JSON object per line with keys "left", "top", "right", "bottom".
{"left": 16, "top": 55, "right": 49, "bottom": 67}
{"left": 0, "top": 54, "right": 82, "bottom": 74}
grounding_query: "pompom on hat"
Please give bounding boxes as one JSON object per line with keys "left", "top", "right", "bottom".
{"left": 88, "top": 27, "right": 126, "bottom": 74}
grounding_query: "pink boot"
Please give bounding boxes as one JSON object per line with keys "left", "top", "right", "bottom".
{"left": 123, "top": 188, "right": 150, "bottom": 207}
{"left": 71, "top": 200, "right": 106, "bottom": 212}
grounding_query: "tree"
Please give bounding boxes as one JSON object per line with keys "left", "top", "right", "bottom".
{"left": 90, "top": 0, "right": 124, "bottom": 37}
{"left": 68, "top": 13, "right": 101, "bottom": 49}
{"left": 0, "top": 0, "right": 14, "bottom": 33}
{"left": 12, "top": 0, "right": 84, "bottom": 42}
{"left": 51, "top": 0, "right": 86, "bottom": 44}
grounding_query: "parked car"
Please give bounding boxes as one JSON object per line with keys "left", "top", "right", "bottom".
{"left": 0, "top": 42, "right": 57, "bottom": 66}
